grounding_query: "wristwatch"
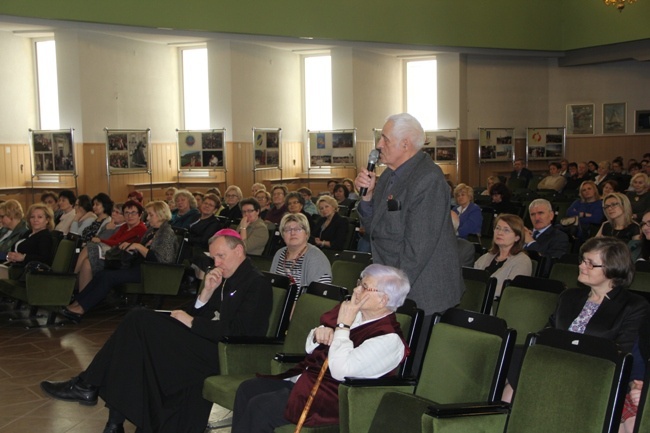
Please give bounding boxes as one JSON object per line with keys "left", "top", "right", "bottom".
{"left": 336, "top": 323, "right": 351, "bottom": 329}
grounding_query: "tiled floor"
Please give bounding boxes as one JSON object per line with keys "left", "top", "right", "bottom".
{"left": 0, "top": 299, "right": 232, "bottom": 433}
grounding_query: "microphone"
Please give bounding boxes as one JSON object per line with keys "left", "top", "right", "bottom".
{"left": 360, "top": 149, "right": 380, "bottom": 197}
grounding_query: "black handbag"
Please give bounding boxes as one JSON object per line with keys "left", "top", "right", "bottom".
{"left": 104, "top": 245, "right": 143, "bottom": 270}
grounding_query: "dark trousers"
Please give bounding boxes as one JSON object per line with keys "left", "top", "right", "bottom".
{"left": 76, "top": 266, "right": 142, "bottom": 311}
{"left": 232, "top": 377, "right": 294, "bottom": 433}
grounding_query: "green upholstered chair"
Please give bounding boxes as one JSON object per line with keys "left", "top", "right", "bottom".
{"left": 275, "top": 300, "right": 424, "bottom": 433}
{"left": 630, "top": 270, "right": 650, "bottom": 295}
{"left": 247, "top": 254, "right": 274, "bottom": 272}
{"left": 332, "top": 250, "right": 372, "bottom": 266}
{"left": 331, "top": 260, "right": 366, "bottom": 291}
{"left": 633, "top": 360, "right": 650, "bottom": 433}
{"left": 0, "top": 238, "right": 77, "bottom": 327}
{"left": 424, "top": 328, "right": 632, "bottom": 433}
{"left": 202, "top": 287, "right": 340, "bottom": 420}
{"left": 548, "top": 261, "right": 581, "bottom": 289}
{"left": 458, "top": 267, "right": 496, "bottom": 314}
{"left": 496, "top": 275, "right": 565, "bottom": 345}
{"left": 339, "top": 308, "right": 515, "bottom": 433}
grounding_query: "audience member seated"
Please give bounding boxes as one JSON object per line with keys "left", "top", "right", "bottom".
{"left": 285, "top": 192, "right": 317, "bottom": 235}
{"left": 74, "top": 193, "right": 113, "bottom": 245}
{"left": 74, "top": 200, "right": 146, "bottom": 292}
{"left": 452, "top": 183, "right": 482, "bottom": 239}
{"left": 255, "top": 190, "right": 271, "bottom": 220}
{"left": 40, "top": 191, "right": 60, "bottom": 223}
{"left": 312, "top": 195, "right": 349, "bottom": 251}
{"left": 0, "top": 200, "right": 29, "bottom": 262}
{"left": 480, "top": 175, "right": 500, "bottom": 196}
{"left": 333, "top": 183, "right": 356, "bottom": 213}
{"left": 558, "top": 158, "right": 570, "bottom": 177}
{"left": 627, "top": 173, "right": 650, "bottom": 222}
{"left": 270, "top": 213, "right": 332, "bottom": 293}
{"left": 450, "top": 209, "right": 475, "bottom": 267}
{"left": 251, "top": 182, "right": 266, "bottom": 196}
{"left": 186, "top": 193, "right": 224, "bottom": 258}
{"left": 524, "top": 198, "right": 570, "bottom": 262}
{"left": 0, "top": 203, "right": 54, "bottom": 280}
{"left": 536, "top": 162, "right": 567, "bottom": 192}
{"left": 265, "top": 185, "right": 289, "bottom": 225}
{"left": 596, "top": 193, "right": 641, "bottom": 244}
{"left": 237, "top": 198, "right": 269, "bottom": 256}
{"left": 41, "top": 230, "right": 273, "bottom": 433}
{"left": 594, "top": 160, "right": 617, "bottom": 193}
{"left": 231, "top": 264, "right": 410, "bottom": 433}
{"left": 474, "top": 213, "right": 532, "bottom": 296}
{"left": 563, "top": 160, "right": 576, "bottom": 179}
{"left": 61, "top": 201, "right": 178, "bottom": 322}
{"left": 603, "top": 180, "right": 621, "bottom": 197}
{"left": 297, "top": 187, "right": 318, "bottom": 215}
{"left": 564, "top": 181, "right": 604, "bottom": 242}
{"left": 192, "top": 191, "right": 204, "bottom": 207}
{"left": 510, "top": 158, "right": 533, "bottom": 188}
{"left": 96, "top": 203, "right": 125, "bottom": 240}
{"left": 489, "top": 182, "right": 520, "bottom": 216}
{"left": 503, "top": 237, "right": 650, "bottom": 403}
{"left": 168, "top": 189, "right": 199, "bottom": 229}
{"left": 565, "top": 161, "right": 594, "bottom": 191}
{"left": 612, "top": 159, "right": 631, "bottom": 190}
{"left": 342, "top": 178, "right": 360, "bottom": 200}
{"left": 620, "top": 316, "right": 650, "bottom": 432}
{"left": 54, "top": 190, "right": 77, "bottom": 235}
{"left": 588, "top": 160, "right": 599, "bottom": 176}
{"left": 164, "top": 186, "right": 178, "bottom": 211}
{"left": 220, "top": 185, "right": 243, "bottom": 221}
{"left": 69, "top": 194, "right": 97, "bottom": 237}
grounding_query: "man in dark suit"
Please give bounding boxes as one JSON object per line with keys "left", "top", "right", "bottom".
{"left": 510, "top": 158, "right": 534, "bottom": 188}
{"left": 524, "top": 199, "right": 570, "bottom": 276}
{"left": 355, "top": 113, "right": 463, "bottom": 373}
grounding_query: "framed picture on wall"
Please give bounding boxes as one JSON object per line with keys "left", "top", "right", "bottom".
{"left": 566, "top": 104, "right": 594, "bottom": 135}
{"left": 526, "top": 127, "right": 566, "bottom": 161}
{"left": 603, "top": 103, "right": 626, "bottom": 134}
{"left": 105, "top": 128, "right": 151, "bottom": 173}
{"left": 308, "top": 129, "right": 356, "bottom": 168}
{"left": 252, "top": 127, "right": 281, "bottom": 170}
{"left": 29, "top": 128, "right": 76, "bottom": 174}
{"left": 177, "top": 129, "right": 226, "bottom": 170}
{"left": 635, "top": 110, "right": 650, "bottom": 133}
{"left": 478, "top": 128, "right": 515, "bottom": 162}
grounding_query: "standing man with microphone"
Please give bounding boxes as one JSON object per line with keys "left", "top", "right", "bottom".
{"left": 355, "top": 113, "right": 463, "bottom": 374}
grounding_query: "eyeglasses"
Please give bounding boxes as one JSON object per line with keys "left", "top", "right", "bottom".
{"left": 242, "top": 209, "right": 256, "bottom": 214}
{"left": 124, "top": 211, "right": 139, "bottom": 216}
{"left": 494, "top": 225, "right": 513, "bottom": 234}
{"left": 641, "top": 221, "right": 650, "bottom": 228}
{"left": 282, "top": 227, "right": 304, "bottom": 234}
{"left": 579, "top": 258, "right": 604, "bottom": 270}
{"left": 356, "top": 279, "right": 380, "bottom": 293}
{"left": 603, "top": 202, "right": 621, "bottom": 210}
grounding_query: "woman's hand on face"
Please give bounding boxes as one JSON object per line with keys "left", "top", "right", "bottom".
{"left": 313, "top": 326, "right": 334, "bottom": 346}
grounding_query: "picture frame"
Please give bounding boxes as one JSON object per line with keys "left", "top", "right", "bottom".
{"left": 603, "top": 103, "right": 626, "bottom": 134}
{"left": 635, "top": 110, "right": 650, "bottom": 133}
{"left": 478, "top": 128, "right": 515, "bottom": 163}
{"left": 423, "top": 129, "right": 459, "bottom": 165}
{"left": 29, "top": 128, "right": 76, "bottom": 174}
{"left": 566, "top": 104, "right": 594, "bottom": 135}
{"left": 308, "top": 129, "right": 356, "bottom": 168}
{"left": 526, "top": 127, "right": 566, "bottom": 161}
{"left": 105, "top": 128, "right": 151, "bottom": 173}
{"left": 252, "top": 127, "right": 282, "bottom": 170}
{"left": 177, "top": 129, "right": 226, "bottom": 170}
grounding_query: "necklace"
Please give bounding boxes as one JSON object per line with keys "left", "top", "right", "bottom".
{"left": 283, "top": 245, "right": 308, "bottom": 284}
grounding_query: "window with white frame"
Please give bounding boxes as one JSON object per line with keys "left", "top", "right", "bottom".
{"left": 406, "top": 59, "right": 437, "bottom": 130}
{"left": 304, "top": 55, "right": 332, "bottom": 131}
{"left": 181, "top": 47, "right": 210, "bottom": 130}
{"left": 35, "top": 40, "right": 60, "bottom": 130}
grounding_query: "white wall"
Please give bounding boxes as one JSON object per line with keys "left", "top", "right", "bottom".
{"left": 351, "top": 49, "right": 402, "bottom": 140}
{"left": 0, "top": 32, "right": 36, "bottom": 143}
{"left": 229, "top": 42, "right": 302, "bottom": 142}
{"left": 77, "top": 31, "right": 180, "bottom": 143}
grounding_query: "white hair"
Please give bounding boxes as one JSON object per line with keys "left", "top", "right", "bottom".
{"left": 386, "top": 113, "right": 425, "bottom": 150}
{"left": 361, "top": 264, "right": 411, "bottom": 311}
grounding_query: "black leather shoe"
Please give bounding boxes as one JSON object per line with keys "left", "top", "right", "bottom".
{"left": 102, "top": 422, "right": 125, "bottom": 433}
{"left": 40, "top": 376, "right": 98, "bottom": 405}
{"left": 59, "top": 307, "right": 83, "bottom": 324}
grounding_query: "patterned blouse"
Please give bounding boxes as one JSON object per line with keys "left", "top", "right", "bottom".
{"left": 569, "top": 300, "right": 600, "bottom": 334}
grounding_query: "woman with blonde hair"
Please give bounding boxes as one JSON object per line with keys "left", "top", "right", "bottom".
{"left": 474, "top": 214, "right": 532, "bottom": 296}
{"left": 452, "top": 183, "right": 482, "bottom": 240}
{"left": 0, "top": 200, "right": 29, "bottom": 261}
{"left": 171, "top": 189, "right": 200, "bottom": 229}
{"left": 596, "top": 192, "right": 641, "bottom": 243}
{"left": 313, "top": 195, "right": 349, "bottom": 251}
{"left": 564, "top": 180, "right": 604, "bottom": 241}
{"left": 61, "top": 201, "right": 178, "bottom": 322}
{"left": 220, "top": 185, "right": 243, "bottom": 220}
{"left": 480, "top": 176, "right": 500, "bottom": 196}
{"left": 1, "top": 203, "right": 55, "bottom": 279}
{"left": 626, "top": 172, "right": 649, "bottom": 222}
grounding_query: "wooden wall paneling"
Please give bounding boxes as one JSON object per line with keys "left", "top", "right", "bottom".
{"left": 83, "top": 143, "right": 109, "bottom": 196}
{"left": 565, "top": 135, "right": 650, "bottom": 165}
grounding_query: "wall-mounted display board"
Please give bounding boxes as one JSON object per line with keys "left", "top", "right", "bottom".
{"left": 105, "top": 129, "right": 151, "bottom": 173}
{"left": 29, "top": 128, "right": 76, "bottom": 174}
{"left": 253, "top": 128, "right": 281, "bottom": 170}
{"left": 526, "top": 127, "right": 566, "bottom": 161}
{"left": 308, "top": 129, "right": 356, "bottom": 168}
{"left": 176, "top": 129, "right": 226, "bottom": 170}
{"left": 478, "top": 128, "right": 515, "bottom": 163}
{"left": 423, "top": 129, "right": 459, "bottom": 165}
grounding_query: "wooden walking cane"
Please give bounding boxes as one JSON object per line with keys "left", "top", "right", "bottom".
{"left": 294, "top": 358, "right": 329, "bottom": 433}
